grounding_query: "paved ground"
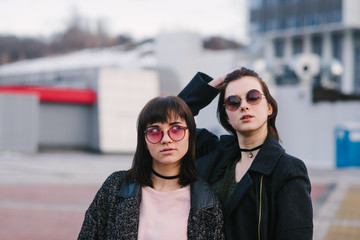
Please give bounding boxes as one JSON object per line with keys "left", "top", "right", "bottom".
{"left": 0, "top": 150, "right": 359, "bottom": 240}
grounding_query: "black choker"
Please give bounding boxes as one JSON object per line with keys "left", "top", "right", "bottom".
{"left": 152, "top": 169, "right": 180, "bottom": 180}
{"left": 239, "top": 144, "right": 263, "bottom": 158}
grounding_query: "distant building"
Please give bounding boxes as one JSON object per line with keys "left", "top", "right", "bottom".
{"left": 247, "top": 0, "right": 360, "bottom": 168}
{"left": 249, "top": 0, "right": 360, "bottom": 94}
{"left": 0, "top": 32, "right": 241, "bottom": 153}
{"left": 0, "top": 47, "right": 160, "bottom": 153}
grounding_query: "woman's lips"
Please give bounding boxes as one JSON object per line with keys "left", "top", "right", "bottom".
{"left": 241, "top": 114, "right": 253, "bottom": 121}
{"left": 161, "top": 148, "right": 175, "bottom": 154}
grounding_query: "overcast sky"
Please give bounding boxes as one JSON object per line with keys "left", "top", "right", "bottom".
{"left": 0, "top": 0, "right": 249, "bottom": 42}
{"left": 0, "top": 0, "right": 247, "bottom": 40}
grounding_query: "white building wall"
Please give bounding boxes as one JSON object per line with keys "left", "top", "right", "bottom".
{"left": 275, "top": 86, "right": 360, "bottom": 169}
{"left": 284, "top": 37, "right": 292, "bottom": 61}
{"left": 343, "top": 0, "right": 360, "bottom": 27}
{"left": 322, "top": 32, "right": 332, "bottom": 59}
{"left": 342, "top": 29, "right": 355, "bottom": 93}
{"left": 0, "top": 93, "right": 39, "bottom": 153}
{"left": 264, "top": 40, "right": 274, "bottom": 61}
{"left": 39, "top": 103, "right": 92, "bottom": 149}
{"left": 156, "top": 32, "right": 202, "bottom": 88}
{"left": 97, "top": 68, "right": 159, "bottom": 153}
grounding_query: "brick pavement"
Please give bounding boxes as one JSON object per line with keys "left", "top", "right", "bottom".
{"left": 0, "top": 184, "right": 100, "bottom": 240}
{"left": 310, "top": 168, "right": 360, "bottom": 240}
{"left": 0, "top": 151, "right": 131, "bottom": 240}
{"left": 0, "top": 151, "right": 360, "bottom": 240}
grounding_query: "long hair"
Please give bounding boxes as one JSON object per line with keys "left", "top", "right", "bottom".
{"left": 217, "top": 67, "right": 279, "bottom": 141}
{"left": 127, "top": 96, "right": 198, "bottom": 187}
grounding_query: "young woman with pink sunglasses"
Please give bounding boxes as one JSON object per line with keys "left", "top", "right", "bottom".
{"left": 78, "top": 96, "right": 224, "bottom": 240}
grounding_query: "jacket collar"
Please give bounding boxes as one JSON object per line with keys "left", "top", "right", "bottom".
{"left": 219, "top": 132, "right": 285, "bottom": 176}
{"left": 249, "top": 133, "right": 285, "bottom": 175}
{"left": 118, "top": 180, "right": 141, "bottom": 198}
{"left": 118, "top": 178, "right": 216, "bottom": 209}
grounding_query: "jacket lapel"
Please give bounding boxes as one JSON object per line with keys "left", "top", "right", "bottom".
{"left": 190, "top": 179, "right": 216, "bottom": 209}
{"left": 224, "top": 133, "right": 285, "bottom": 218}
{"left": 250, "top": 133, "right": 285, "bottom": 175}
{"left": 115, "top": 181, "right": 142, "bottom": 239}
{"left": 225, "top": 172, "right": 252, "bottom": 217}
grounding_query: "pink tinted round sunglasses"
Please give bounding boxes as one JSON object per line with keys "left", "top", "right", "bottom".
{"left": 145, "top": 125, "right": 188, "bottom": 144}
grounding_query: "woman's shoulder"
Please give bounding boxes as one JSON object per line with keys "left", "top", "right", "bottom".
{"left": 274, "top": 152, "right": 310, "bottom": 180}
{"left": 100, "top": 170, "right": 128, "bottom": 190}
{"left": 280, "top": 152, "right": 307, "bottom": 170}
{"left": 197, "top": 129, "right": 236, "bottom": 148}
{"left": 263, "top": 133, "right": 308, "bottom": 176}
{"left": 190, "top": 178, "right": 217, "bottom": 209}
{"left": 106, "top": 170, "right": 127, "bottom": 181}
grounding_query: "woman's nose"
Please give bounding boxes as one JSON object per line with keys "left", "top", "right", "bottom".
{"left": 239, "top": 100, "right": 249, "bottom": 111}
{"left": 161, "top": 130, "right": 172, "bottom": 143}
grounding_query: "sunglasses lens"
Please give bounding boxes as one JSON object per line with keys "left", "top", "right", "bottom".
{"left": 168, "top": 126, "right": 186, "bottom": 141}
{"left": 145, "top": 128, "right": 162, "bottom": 143}
{"left": 246, "top": 89, "right": 262, "bottom": 105}
{"left": 224, "top": 95, "right": 241, "bottom": 111}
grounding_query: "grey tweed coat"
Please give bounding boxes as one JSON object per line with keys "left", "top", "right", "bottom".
{"left": 78, "top": 171, "right": 225, "bottom": 240}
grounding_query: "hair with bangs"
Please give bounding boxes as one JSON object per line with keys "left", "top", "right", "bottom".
{"left": 217, "top": 67, "right": 280, "bottom": 141}
{"left": 126, "top": 96, "right": 198, "bottom": 187}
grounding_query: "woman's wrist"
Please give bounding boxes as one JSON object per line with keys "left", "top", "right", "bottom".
{"left": 208, "top": 76, "right": 225, "bottom": 88}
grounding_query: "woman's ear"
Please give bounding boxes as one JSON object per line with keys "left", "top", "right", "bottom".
{"left": 267, "top": 103, "right": 273, "bottom": 116}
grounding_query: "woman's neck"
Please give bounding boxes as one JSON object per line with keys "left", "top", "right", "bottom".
{"left": 152, "top": 164, "right": 182, "bottom": 192}
{"left": 236, "top": 127, "right": 268, "bottom": 150}
{"left": 152, "top": 178, "right": 182, "bottom": 192}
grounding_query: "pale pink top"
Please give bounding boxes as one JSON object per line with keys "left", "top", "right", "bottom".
{"left": 137, "top": 185, "right": 191, "bottom": 240}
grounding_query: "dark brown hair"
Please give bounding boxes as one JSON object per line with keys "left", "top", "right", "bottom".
{"left": 217, "top": 67, "right": 279, "bottom": 141}
{"left": 127, "top": 96, "right": 198, "bottom": 187}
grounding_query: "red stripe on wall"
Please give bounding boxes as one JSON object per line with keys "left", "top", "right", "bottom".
{"left": 0, "top": 85, "right": 96, "bottom": 104}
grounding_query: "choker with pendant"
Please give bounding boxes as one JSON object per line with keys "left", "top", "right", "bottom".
{"left": 239, "top": 144, "right": 263, "bottom": 158}
{"left": 152, "top": 169, "right": 180, "bottom": 180}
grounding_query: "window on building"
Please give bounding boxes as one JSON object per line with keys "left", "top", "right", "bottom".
{"left": 332, "top": 33, "right": 343, "bottom": 61}
{"left": 292, "top": 37, "right": 303, "bottom": 55}
{"left": 311, "top": 35, "right": 322, "bottom": 56}
{"left": 266, "top": 20, "right": 278, "bottom": 31}
{"left": 327, "top": 10, "right": 342, "bottom": 23}
{"left": 295, "top": 15, "right": 303, "bottom": 28}
{"left": 274, "top": 38, "right": 285, "bottom": 57}
{"left": 329, "top": 0, "right": 342, "bottom": 23}
{"left": 285, "top": 16, "right": 296, "bottom": 29}
{"left": 305, "top": 14, "right": 319, "bottom": 26}
{"left": 250, "top": 0, "right": 263, "bottom": 9}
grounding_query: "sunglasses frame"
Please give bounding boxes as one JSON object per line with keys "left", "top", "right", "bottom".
{"left": 144, "top": 125, "right": 188, "bottom": 144}
{"left": 224, "top": 89, "right": 265, "bottom": 111}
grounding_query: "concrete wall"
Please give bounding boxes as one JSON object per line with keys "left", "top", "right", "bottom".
{"left": 0, "top": 93, "right": 39, "bottom": 153}
{"left": 39, "top": 103, "right": 93, "bottom": 149}
{"left": 97, "top": 68, "right": 159, "bottom": 153}
{"left": 275, "top": 86, "right": 360, "bottom": 168}
{"left": 156, "top": 32, "right": 202, "bottom": 88}
{"left": 344, "top": 0, "right": 360, "bottom": 27}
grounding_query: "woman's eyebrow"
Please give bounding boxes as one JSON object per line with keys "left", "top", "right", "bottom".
{"left": 169, "top": 121, "right": 183, "bottom": 126}
{"left": 146, "top": 124, "right": 159, "bottom": 128}
{"left": 147, "top": 121, "right": 184, "bottom": 128}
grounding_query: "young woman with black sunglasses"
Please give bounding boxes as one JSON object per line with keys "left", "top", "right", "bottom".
{"left": 178, "top": 67, "right": 313, "bottom": 240}
{"left": 78, "top": 96, "right": 225, "bottom": 240}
